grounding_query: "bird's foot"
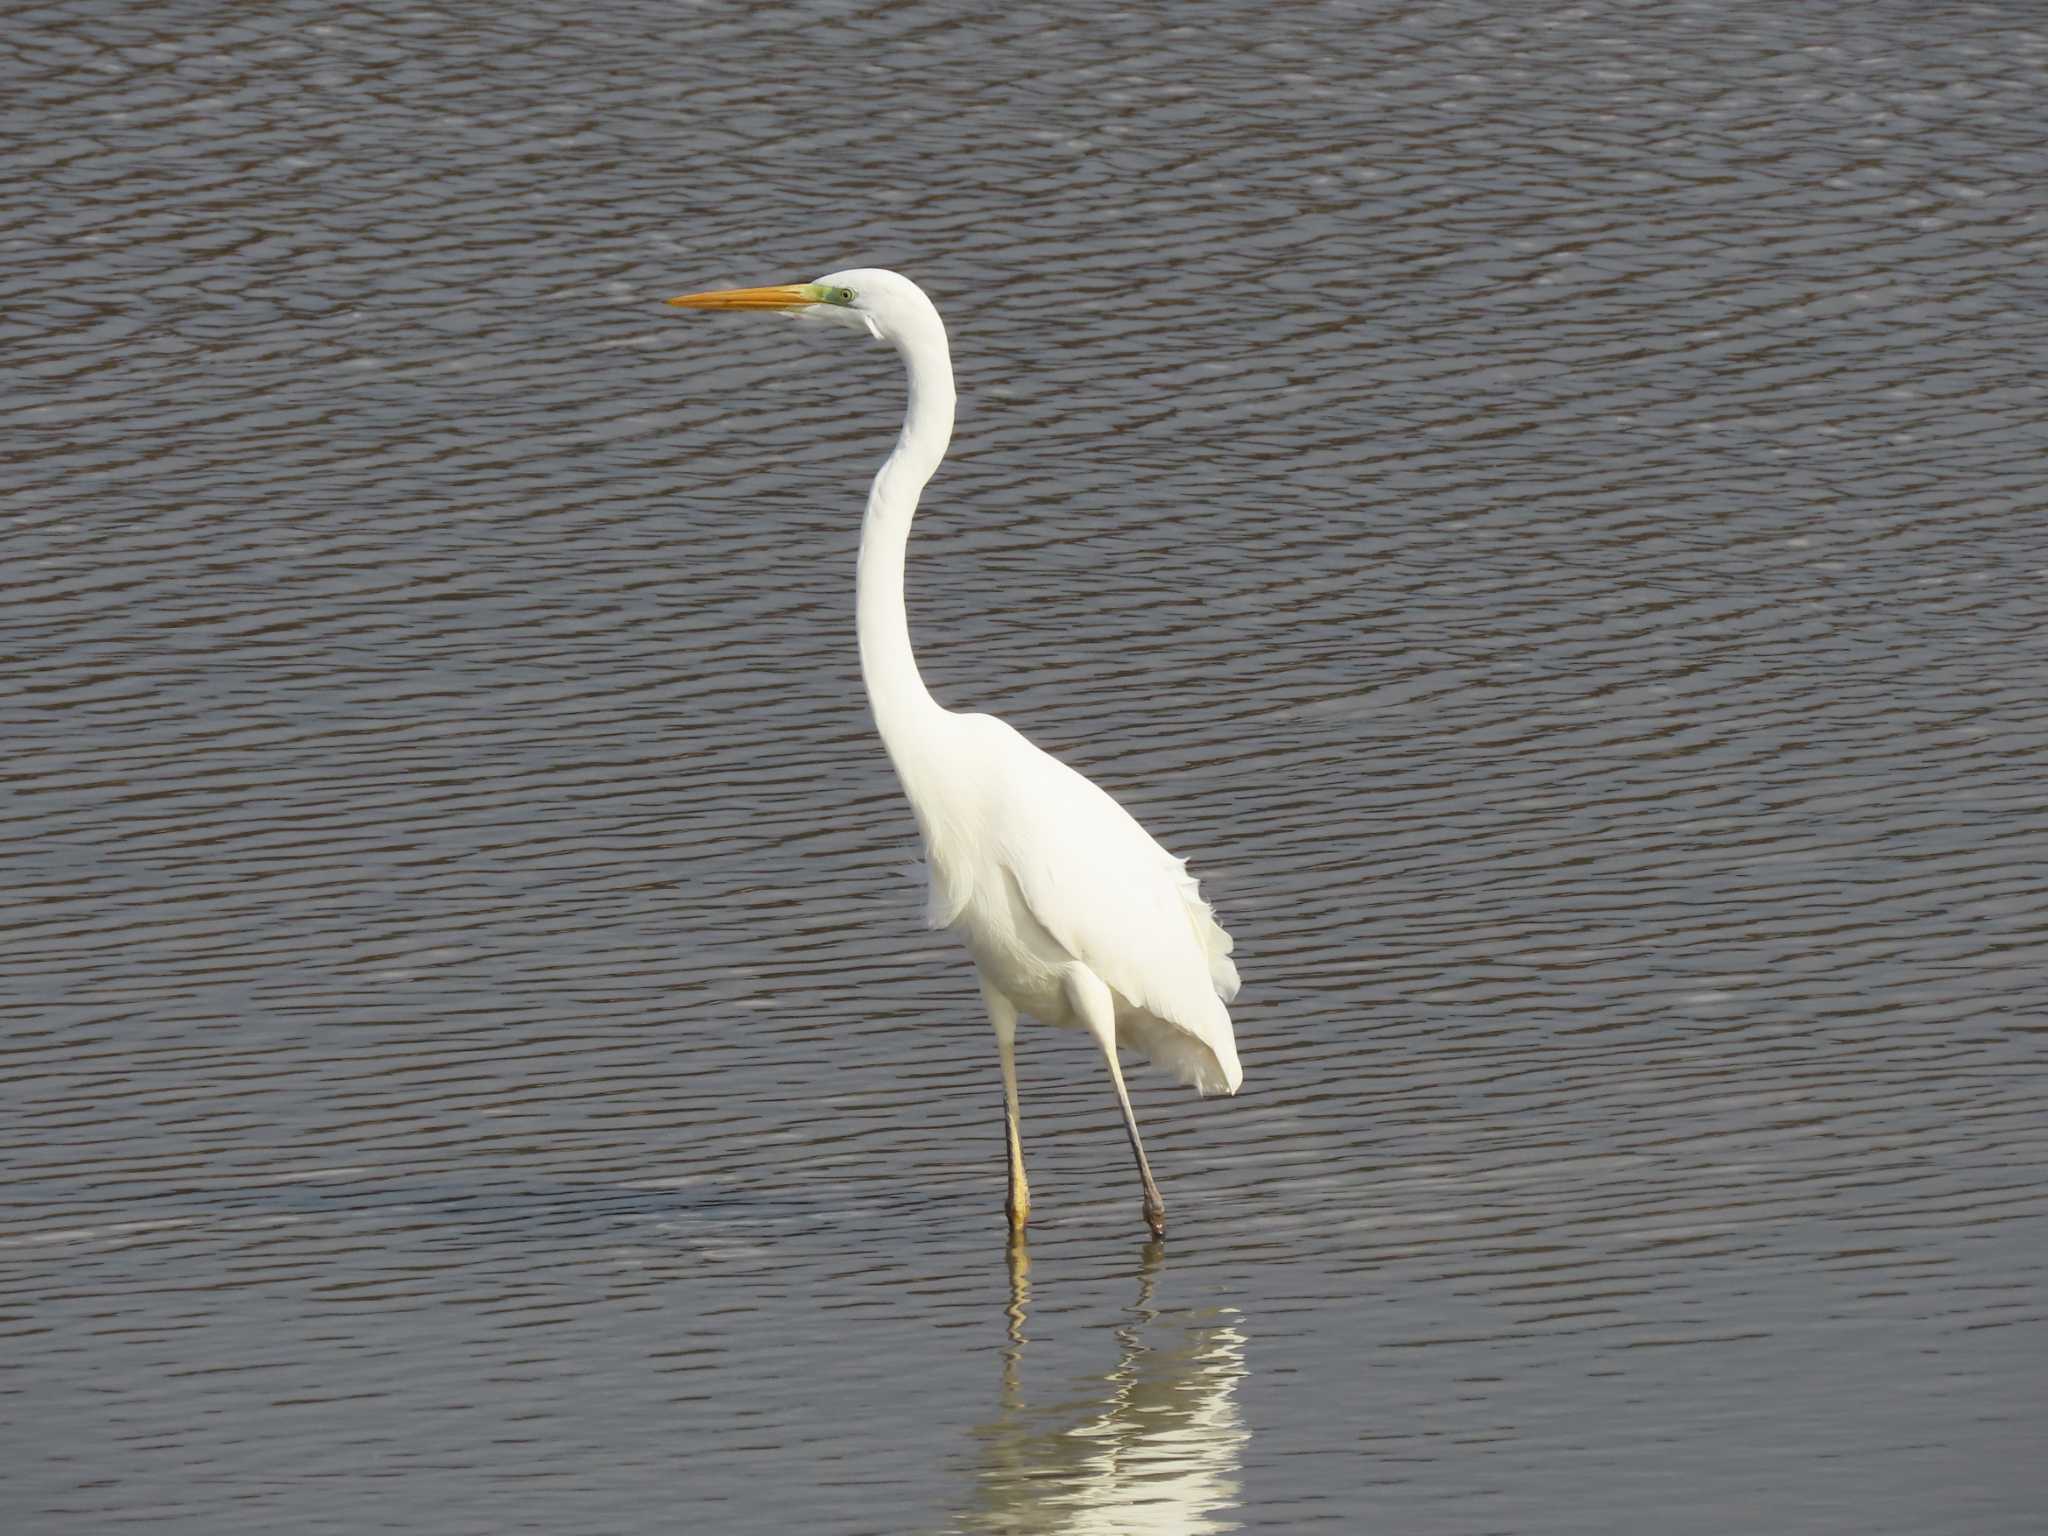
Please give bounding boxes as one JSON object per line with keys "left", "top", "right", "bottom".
{"left": 1143, "top": 1198, "right": 1166, "bottom": 1239}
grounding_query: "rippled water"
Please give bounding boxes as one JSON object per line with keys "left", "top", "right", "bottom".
{"left": 6, "top": 1, "right": 2047, "bottom": 1531}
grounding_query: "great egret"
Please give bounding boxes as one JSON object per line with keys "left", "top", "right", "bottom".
{"left": 667, "top": 269, "right": 1242, "bottom": 1237}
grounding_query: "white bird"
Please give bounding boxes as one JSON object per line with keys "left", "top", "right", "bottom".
{"left": 667, "top": 269, "right": 1242, "bottom": 1237}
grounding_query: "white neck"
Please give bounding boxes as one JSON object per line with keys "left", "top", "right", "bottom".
{"left": 857, "top": 315, "right": 958, "bottom": 801}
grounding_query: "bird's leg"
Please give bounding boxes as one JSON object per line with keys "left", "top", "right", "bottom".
{"left": 982, "top": 979, "right": 1030, "bottom": 1229}
{"left": 1070, "top": 969, "right": 1167, "bottom": 1238}
{"left": 1104, "top": 1042, "right": 1167, "bottom": 1238}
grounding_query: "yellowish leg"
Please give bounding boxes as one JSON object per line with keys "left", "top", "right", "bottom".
{"left": 982, "top": 978, "right": 1030, "bottom": 1228}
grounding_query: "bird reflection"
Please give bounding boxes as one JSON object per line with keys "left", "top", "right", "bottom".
{"left": 956, "top": 1235, "right": 1249, "bottom": 1534}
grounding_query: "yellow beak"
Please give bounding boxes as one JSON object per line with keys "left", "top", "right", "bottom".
{"left": 666, "top": 283, "right": 823, "bottom": 311}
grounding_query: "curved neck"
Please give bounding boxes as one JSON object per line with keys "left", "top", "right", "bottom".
{"left": 858, "top": 324, "right": 957, "bottom": 778}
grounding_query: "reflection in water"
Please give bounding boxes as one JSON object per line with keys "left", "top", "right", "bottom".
{"left": 954, "top": 1238, "right": 1250, "bottom": 1534}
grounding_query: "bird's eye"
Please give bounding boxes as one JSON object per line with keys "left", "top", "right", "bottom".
{"left": 835, "top": 287, "right": 856, "bottom": 305}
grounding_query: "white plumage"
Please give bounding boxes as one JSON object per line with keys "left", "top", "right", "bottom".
{"left": 669, "top": 267, "right": 1243, "bottom": 1236}
{"left": 920, "top": 708, "right": 1242, "bottom": 1096}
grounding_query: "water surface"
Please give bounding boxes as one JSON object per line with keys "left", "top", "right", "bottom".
{"left": 5, "top": 2, "right": 2046, "bottom": 1531}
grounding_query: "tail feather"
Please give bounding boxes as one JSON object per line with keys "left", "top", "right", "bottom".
{"left": 1120, "top": 1002, "right": 1243, "bottom": 1097}
{"left": 1174, "top": 863, "right": 1241, "bottom": 1004}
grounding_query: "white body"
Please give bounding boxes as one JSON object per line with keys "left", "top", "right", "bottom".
{"left": 827, "top": 267, "right": 1243, "bottom": 1098}
{"left": 913, "top": 709, "right": 1241, "bottom": 1094}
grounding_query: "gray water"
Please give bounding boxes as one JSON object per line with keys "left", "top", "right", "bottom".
{"left": 5, "top": 1, "right": 2046, "bottom": 1531}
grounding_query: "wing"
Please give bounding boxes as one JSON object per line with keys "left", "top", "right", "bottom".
{"left": 973, "top": 716, "right": 1242, "bottom": 1091}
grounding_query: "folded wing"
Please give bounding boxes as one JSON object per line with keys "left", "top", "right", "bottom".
{"left": 985, "top": 723, "right": 1242, "bottom": 1094}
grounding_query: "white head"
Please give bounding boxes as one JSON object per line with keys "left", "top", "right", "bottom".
{"left": 666, "top": 266, "right": 947, "bottom": 361}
